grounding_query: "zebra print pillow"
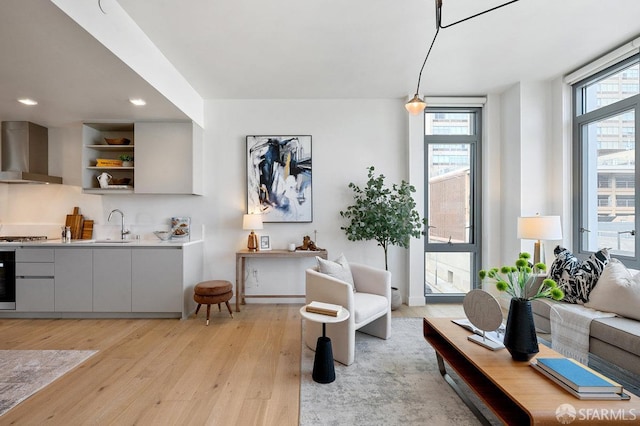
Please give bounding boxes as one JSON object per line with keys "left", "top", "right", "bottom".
{"left": 549, "top": 246, "right": 610, "bottom": 304}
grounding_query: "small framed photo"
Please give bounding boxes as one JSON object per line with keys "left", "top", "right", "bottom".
{"left": 260, "top": 235, "right": 272, "bottom": 251}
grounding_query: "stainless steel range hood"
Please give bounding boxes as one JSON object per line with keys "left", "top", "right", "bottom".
{"left": 0, "top": 121, "right": 62, "bottom": 184}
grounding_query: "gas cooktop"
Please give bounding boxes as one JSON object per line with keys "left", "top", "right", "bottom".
{"left": 0, "top": 236, "right": 48, "bottom": 242}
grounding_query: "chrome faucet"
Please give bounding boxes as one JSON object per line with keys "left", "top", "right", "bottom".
{"left": 108, "top": 209, "right": 129, "bottom": 240}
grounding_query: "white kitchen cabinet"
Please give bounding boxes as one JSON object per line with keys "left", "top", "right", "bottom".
{"left": 134, "top": 121, "right": 203, "bottom": 195}
{"left": 131, "top": 248, "right": 183, "bottom": 313}
{"left": 82, "top": 122, "right": 135, "bottom": 194}
{"left": 93, "top": 248, "right": 132, "bottom": 312}
{"left": 15, "top": 248, "right": 55, "bottom": 312}
{"left": 55, "top": 248, "right": 93, "bottom": 312}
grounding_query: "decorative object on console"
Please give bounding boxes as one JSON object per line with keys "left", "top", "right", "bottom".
{"left": 548, "top": 246, "right": 610, "bottom": 304}
{"left": 405, "top": 0, "right": 522, "bottom": 114}
{"left": 246, "top": 135, "right": 312, "bottom": 223}
{"left": 296, "top": 235, "right": 323, "bottom": 251}
{"left": 259, "top": 235, "right": 271, "bottom": 251}
{"left": 242, "top": 214, "right": 263, "bottom": 251}
{"left": 340, "top": 166, "right": 425, "bottom": 310}
{"left": 517, "top": 214, "right": 562, "bottom": 264}
{"left": 479, "top": 252, "right": 564, "bottom": 361}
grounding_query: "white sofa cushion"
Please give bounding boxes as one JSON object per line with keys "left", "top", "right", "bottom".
{"left": 585, "top": 258, "right": 640, "bottom": 321}
{"left": 353, "top": 292, "right": 388, "bottom": 325}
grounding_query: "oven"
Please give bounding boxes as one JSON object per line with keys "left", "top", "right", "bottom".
{"left": 0, "top": 250, "right": 16, "bottom": 310}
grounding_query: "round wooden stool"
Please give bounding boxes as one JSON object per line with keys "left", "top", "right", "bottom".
{"left": 194, "top": 280, "right": 234, "bottom": 325}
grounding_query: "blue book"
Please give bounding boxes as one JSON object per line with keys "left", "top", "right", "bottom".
{"left": 535, "top": 358, "right": 623, "bottom": 393}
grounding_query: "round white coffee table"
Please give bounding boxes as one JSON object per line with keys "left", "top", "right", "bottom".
{"left": 300, "top": 305, "right": 350, "bottom": 383}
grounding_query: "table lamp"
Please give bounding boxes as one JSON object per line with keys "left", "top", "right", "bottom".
{"left": 243, "top": 214, "right": 263, "bottom": 251}
{"left": 517, "top": 215, "right": 562, "bottom": 264}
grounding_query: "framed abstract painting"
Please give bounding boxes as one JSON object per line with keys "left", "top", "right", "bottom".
{"left": 246, "top": 135, "right": 312, "bottom": 223}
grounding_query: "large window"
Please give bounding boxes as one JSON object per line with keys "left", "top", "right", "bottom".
{"left": 573, "top": 55, "right": 640, "bottom": 265}
{"left": 424, "top": 108, "right": 482, "bottom": 302}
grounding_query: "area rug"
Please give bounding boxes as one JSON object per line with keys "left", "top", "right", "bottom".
{"left": 0, "top": 350, "right": 97, "bottom": 416}
{"left": 300, "top": 318, "right": 501, "bottom": 425}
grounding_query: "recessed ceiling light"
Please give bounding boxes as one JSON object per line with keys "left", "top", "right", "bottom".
{"left": 129, "top": 98, "right": 146, "bottom": 106}
{"left": 17, "top": 98, "right": 38, "bottom": 106}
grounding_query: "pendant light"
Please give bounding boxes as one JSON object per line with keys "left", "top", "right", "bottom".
{"left": 405, "top": 0, "right": 521, "bottom": 115}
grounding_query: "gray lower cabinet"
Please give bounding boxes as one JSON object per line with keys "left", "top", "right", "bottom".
{"left": 16, "top": 279, "right": 55, "bottom": 311}
{"left": 15, "top": 248, "right": 55, "bottom": 312}
{"left": 54, "top": 248, "right": 93, "bottom": 312}
{"left": 132, "top": 248, "right": 182, "bottom": 312}
{"left": 11, "top": 243, "right": 201, "bottom": 317}
{"left": 93, "top": 248, "right": 132, "bottom": 312}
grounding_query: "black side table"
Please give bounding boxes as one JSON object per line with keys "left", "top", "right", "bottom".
{"left": 300, "top": 305, "right": 350, "bottom": 383}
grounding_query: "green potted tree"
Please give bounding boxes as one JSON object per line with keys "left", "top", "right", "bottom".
{"left": 340, "top": 166, "right": 426, "bottom": 309}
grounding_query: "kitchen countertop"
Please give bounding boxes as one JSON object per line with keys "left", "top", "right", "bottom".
{"left": 0, "top": 239, "right": 203, "bottom": 248}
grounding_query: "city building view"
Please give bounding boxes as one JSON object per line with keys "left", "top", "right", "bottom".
{"left": 423, "top": 62, "right": 639, "bottom": 295}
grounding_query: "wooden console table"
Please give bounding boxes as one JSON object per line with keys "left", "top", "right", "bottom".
{"left": 423, "top": 317, "right": 640, "bottom": 425}
{"left": 235, "top": 249, "right": 328, "bottom": 312}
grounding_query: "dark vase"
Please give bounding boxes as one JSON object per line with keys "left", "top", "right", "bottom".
{"left": 503, "top": 298, "right": 539, "bottom": 361}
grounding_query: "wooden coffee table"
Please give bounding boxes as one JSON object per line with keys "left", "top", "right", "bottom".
{"left": 423, "top": 317, "right": 640, "bottom": 425}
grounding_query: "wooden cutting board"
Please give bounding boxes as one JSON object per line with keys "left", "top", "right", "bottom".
{"left": 65, "top": 207, "right": 83, "bottom": 240}
{"left": 81, "top": 220, "right": 94, "bottom": 240}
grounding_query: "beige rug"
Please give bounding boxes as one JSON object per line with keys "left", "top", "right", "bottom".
{"left": 0, "top": 350, "right": 97, "bottom": 416}
{"left": 300, "top": 318, "right": 501, "bottom": 425}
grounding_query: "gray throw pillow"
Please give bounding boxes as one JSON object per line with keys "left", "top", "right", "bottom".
{"left": 316, "top": 253, "right": 356, "bottom": 292}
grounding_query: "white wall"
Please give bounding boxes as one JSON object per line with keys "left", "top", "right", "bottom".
{"left": 206, "top": 99, "right": 410, "bottom": 301}
{"left": 0, "top": 98, "right": 414, "bottom": 304}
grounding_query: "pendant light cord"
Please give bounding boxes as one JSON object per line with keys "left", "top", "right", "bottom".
{"left": 411, "top": 0, "right": 520, "bottom": 98}
{"left": 414, "top": 26, "right": 440, "bottom": 96}
{"left": 440, "top": 0, "right": 520, "bottom": 29}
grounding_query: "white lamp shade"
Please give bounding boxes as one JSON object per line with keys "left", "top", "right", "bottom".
{"left": 243, "top": 214, "right": 263, "bottom": 230}
{"left": 517, "top": 216, "right": 562, "bottom": 240}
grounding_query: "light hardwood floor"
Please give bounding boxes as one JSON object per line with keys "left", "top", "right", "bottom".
{"left": 0, "top": 303, "right": 464, "bottom": 424}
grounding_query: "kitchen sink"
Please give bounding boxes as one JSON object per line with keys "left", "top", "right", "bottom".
{"left": 94, "top": 239, "right": 135, "bottom": 243}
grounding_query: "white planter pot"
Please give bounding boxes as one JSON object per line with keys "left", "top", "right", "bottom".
{"left": 391, "top": 287, "right": 402, "bottom": 310}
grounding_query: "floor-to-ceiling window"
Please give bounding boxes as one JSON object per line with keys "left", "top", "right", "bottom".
{"left": 573, "top": 55, "right": 640, "bottom": 267}
{"left": 424, "top": 108, "right": 482, "bottom": 302}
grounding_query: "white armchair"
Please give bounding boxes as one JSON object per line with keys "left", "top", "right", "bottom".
{"left": 304, "top": 262, "right": 392, "bottom": 366}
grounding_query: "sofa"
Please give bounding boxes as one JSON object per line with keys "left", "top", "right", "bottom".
{"left": 531, "top": 248, "right": 640, "bottom": 378}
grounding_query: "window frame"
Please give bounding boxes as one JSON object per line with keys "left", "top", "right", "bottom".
{"left": 424, "top": 107, "right": 482, "bottom": 303}
{"left": 572, "top": 54, "right": 640, "bottom": 267}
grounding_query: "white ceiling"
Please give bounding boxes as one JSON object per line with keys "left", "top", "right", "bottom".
{"left": 2, "top": 0, "right": 640, "bottom": 127}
